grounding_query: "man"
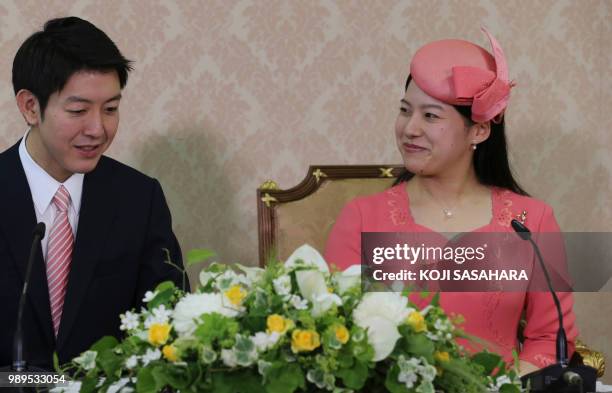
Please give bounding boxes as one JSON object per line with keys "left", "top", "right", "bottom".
{"left": 0, "top": 17, "right": 186, "bottom": 369}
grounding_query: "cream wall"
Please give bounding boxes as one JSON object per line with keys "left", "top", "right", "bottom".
{"left": 0, "top": 0, "right": 610, "bottom": 380}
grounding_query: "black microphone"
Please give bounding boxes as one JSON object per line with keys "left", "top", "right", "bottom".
{"left": 12, "top": 223, "right": 45, "bottom": 372}
{"left": 511, "top": 219, "right": 597, "bottom": 393}
{"left": 511, "top": 219, "right": 567, "bottom": 365}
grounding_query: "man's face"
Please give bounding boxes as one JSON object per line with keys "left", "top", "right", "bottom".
{"left": 27, "top": 70, "right": 122, "bottom": 182}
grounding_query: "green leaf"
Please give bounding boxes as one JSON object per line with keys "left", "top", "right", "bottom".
{"left": 154, "top": 280, "right": 176, "bottom": 292}
{"left": 404, "top": 333, "right": 435, "bottom": 362}
{"left": 187, "top": 249, "right": 216, "bottom": 267}
{"left": 264, "top": 363, "right": 305, "bottom": 393}
{"left": 471, "top": 351, "right": 503, "bottom": 375}
{"left": 499, "top": 383, "right": 521, "bottom": 393}
{"left": 148, "top": 287, "right": 175, "bottom": 310}
{"left": 137, "top": 367, "right": 162, "bottom": 393}
{"left": 212, "top": 370, "right": 265, "bottom": 393}
{"left": 194, "top": 313, "right": 239, "bottom": 346}
{"left": 430, "top": 292, "right": 440, "bottom": 306}
{"left": 79, "top": 375, "right": 99, "bottom": 393}
{"left": 90, "top": 336, "right": 119, "bottom": 352}
{"left": 97, "top": 349, "right": 122, "bottom": 377}
{"left": 337, "top": 360, "right": 368, "bottom": 390}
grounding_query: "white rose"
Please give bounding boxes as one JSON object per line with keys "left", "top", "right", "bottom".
{"left": 334, "top": 265, "right": 361, "bottom": 294}
{"left": 285, "top": 244, "right": 329, "bottom": 273}
{"left": 358, "top": 316, "right": 401, "bottom": 361}
{"left": 295, "top": 270, "right": 328, "bottom": 301}
{"left": 172, "top": 293, "right": 239, "bottom": 335}
{"left": 353, "top": 292, "right": 410, "bottom": 327}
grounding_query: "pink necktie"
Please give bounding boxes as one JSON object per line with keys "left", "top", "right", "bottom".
{"left": 46, "top": 185, "right": 74, "bottom": 336}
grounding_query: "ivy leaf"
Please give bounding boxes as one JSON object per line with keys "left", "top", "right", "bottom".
{"left": 187, "top": 249, "right": 216, "bottom": 267}
{"left": 90, "top": 336, "right": 119, "bottom": 352}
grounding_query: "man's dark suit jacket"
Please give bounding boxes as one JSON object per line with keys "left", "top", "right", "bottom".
{"left": 0, "top": 141, "right": 186, "bottom": 369}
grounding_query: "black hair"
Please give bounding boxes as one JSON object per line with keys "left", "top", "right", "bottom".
{"left": 12, "top": 16, "right": 133, "bottom": 115}
{"left": 394, "top": 76, "right": 528, "bottom": 196}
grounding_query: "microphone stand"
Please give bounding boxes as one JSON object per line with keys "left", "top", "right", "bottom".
{"left": 511, "top": 219, "right": 597, "bottom": 393}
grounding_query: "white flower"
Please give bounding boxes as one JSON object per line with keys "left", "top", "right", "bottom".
{"left": 353, "top": 292, "right": 410, "bottom": 327}
{"left": 144, "top": 305, "right": 172, "bottom": 328}
{"left": 119, "top": 311, "right": 140, "bottom": 331}
{"left": 311, "top": 293, "right": 343, "bottom": 317}
{"left": 141, "top": 348, "right": 161, "bottom": 366}
{"left": 199, "top": 271, "right": 214, "bottom": 287}
{"left": 125, "top": 355, "right": 138, "bottom": 369}
{"left": 357, "top": 316, "right": 400, "bottom": 361}
{"left": 215, "top": 270, "right": 249, "bottom": 291}
{"left": 142, "top": 291, "right": 157, "bottom": 303}
{"left": 295, "top": 270, "right": 328, "bottom": 301}
{"left": 236, "top": 264, "right": 265, "bottom": 287}
{"left": 273, "top": 275, "right": 292, "bottom": 296}
{"left": 106, "top": 378, "right": 133, "bottom": 393}
{"left": 172, "top": 293, "right": 239, "bottom": 335}
{"left": 289, "top": 294, "right": 309, "bottom": 310}
{"left": 334, "top": 265, "right": 361, "bottom": 294}
{"left": 74, "top": 350, "right": 97, "bottom": 370}
{"left": 221, "top": 349, "right": 237, "bottom": 367}
{"left": 251, "top": 332, "right": 280, "bottom": 352}
{"left": 284, "top": 244, "right": 329, "bottom": 273}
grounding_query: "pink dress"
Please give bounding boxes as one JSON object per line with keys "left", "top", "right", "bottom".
{"left": 324, "top": 184, "right": 577, "bottom": 368}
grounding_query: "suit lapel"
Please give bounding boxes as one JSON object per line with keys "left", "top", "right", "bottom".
{"left": 0, "top": 142, "right": 54, "bottom": 347}
{"left": 57, "top": 158, "right": 118, "bottom": 349}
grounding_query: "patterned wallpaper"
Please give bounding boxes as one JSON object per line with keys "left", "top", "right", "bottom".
{"left": 0, "top": 0, "right": 610, "bottom": 380}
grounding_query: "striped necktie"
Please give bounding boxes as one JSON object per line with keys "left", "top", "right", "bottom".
{"left": 46, "top": 185, "right": 74, "bottom": 336}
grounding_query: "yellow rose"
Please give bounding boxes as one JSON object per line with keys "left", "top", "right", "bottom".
{"left": 406, "top": 311, "right": 427, "bottom": 333}
{"left": 434, "top": 351, "right": 450, "bottom": 363}
{"left": 224, "top": 285, "right": 247, "bottom": 306}
{"left": 267, "top": 314, "right": 292, "bottom": 334}
{"left": 334, "top": 325, "right": 350, "bottom": 344}
{"left": 291, "top": 329, "right": 320, "bottom": 353}
{"left": 148, "top": 323, "right": 171, "bottom": 346}
{"left": 162, "top": 345, "right": 178, "bottom": 362}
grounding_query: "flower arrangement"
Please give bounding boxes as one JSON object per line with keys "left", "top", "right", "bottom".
{"left": 59, "top": 245, "right": 521, "bottom": 393}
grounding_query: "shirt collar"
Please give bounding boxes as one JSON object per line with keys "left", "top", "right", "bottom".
{"left": 18, "top": 128, "right": 84, "bottom": 215}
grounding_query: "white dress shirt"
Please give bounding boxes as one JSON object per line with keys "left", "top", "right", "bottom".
{"left": 18, "top": 129, "right": 84, "bottom": 261}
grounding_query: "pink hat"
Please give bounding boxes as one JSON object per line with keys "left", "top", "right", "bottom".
{"left": 409, "top": 27, "right": 514, "bottom": 123}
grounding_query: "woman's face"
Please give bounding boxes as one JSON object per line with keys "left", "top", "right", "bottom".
{"left": 395, "top": 81, "right": 478, "bottom": 177}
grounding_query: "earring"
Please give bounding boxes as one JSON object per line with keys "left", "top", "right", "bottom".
{"left": 471, "top": 143, "right": 477, "bottom": 150}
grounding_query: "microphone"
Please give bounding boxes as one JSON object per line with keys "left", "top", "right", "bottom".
{"left": 512, "top": 219, "right": 597, "bottom": 392}
{"left": 12, "top": 223, "right": 45, "bottom": 372}
{"left": 511, "top": 219, "right": 567, "bottom": 365}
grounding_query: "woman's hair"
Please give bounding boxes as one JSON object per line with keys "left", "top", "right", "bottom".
{"left": 393, "top": 76, "right": 528, "bottom": 196}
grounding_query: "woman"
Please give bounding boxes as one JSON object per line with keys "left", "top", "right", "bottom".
{"left": 324, "top": 28, "right": 577, "bottom": 375}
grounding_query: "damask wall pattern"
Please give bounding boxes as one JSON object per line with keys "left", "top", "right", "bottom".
{"left": 0, "top": 0, "right": 610, "bottom": 380}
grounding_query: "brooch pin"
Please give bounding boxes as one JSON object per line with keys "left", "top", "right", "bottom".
{"left": 515, "top": 210, "right": 527, "bottom": 224}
